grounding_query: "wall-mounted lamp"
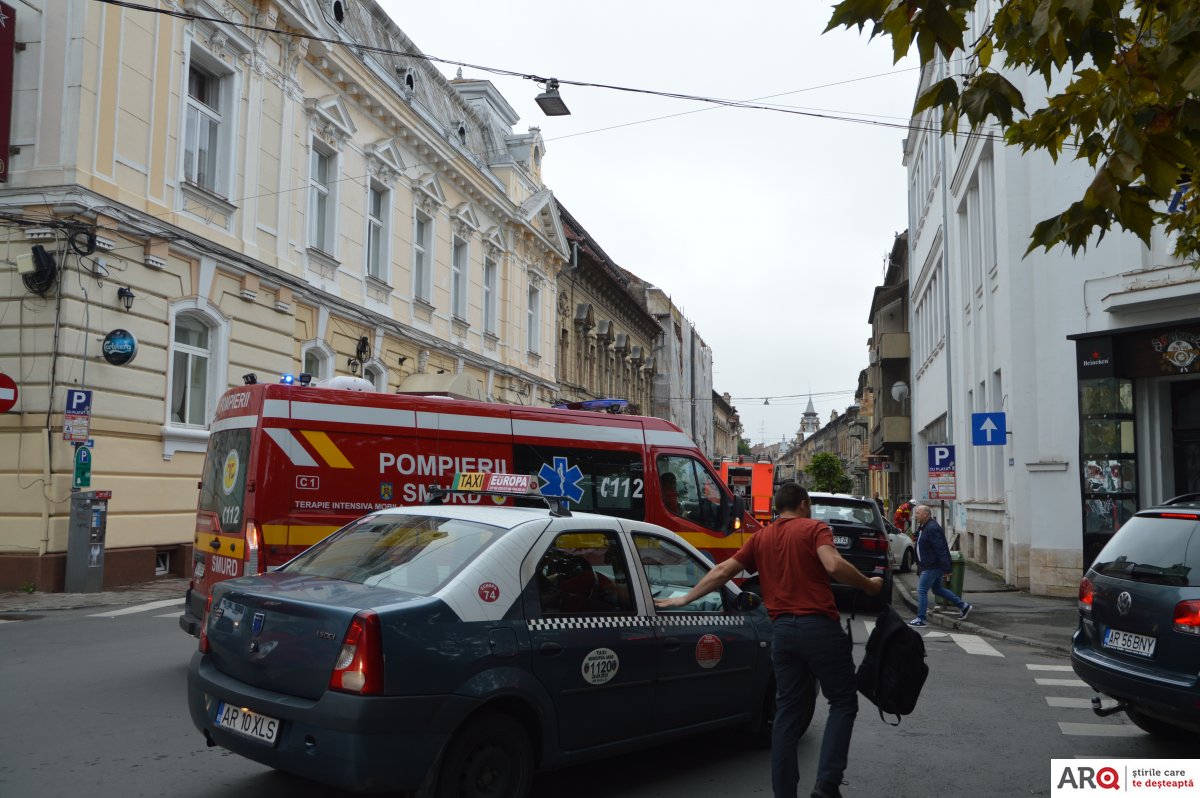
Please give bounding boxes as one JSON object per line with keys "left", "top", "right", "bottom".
{"left": 242, "top": 373, "right": 257, "bottom": 385}
{"left": 763, "top": 398, "right": 770, "bottom": 406}
{"left": 534, "top": 79, "right": 571, "bottom": 116}
{"left": 398, "top": 356, "right": 408, "bottom": 366}
{"left": 437, "top": 368, "right": 446, "bottom": 374}
{"left": 348, "top": 357, "right": 361, "bottom": 375}
{"left": 117, "top": 286, "right": 135, "bottom": 311}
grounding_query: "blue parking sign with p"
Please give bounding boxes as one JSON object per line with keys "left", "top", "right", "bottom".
{"left": 66, "top": 389, "right": 92, "bottom": 415}
{"left": 928, "top": 445, "right": 955, "bottom": 470}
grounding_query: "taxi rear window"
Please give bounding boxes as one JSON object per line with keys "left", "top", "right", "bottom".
{"left": 283, "top": 514, "right": 505, "bottom": 595}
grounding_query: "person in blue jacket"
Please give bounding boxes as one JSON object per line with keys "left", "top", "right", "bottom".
{"left": 909, "top": 504, "right": 972, "bottom": 626}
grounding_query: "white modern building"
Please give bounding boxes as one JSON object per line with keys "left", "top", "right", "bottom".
{"left": 904, "top": 32, "right": 1200, "bottom": 596}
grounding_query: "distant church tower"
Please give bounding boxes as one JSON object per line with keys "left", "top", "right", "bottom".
{"left": 800, "top": 396, "right": 820, "bottom": 436}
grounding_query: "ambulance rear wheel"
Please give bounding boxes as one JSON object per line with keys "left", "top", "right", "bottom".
{"left": 436, "top": 712, "right": 533, "bottom": 798}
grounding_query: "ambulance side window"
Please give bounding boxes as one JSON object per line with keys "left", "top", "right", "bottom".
{"left": 514, "top": 445, "right": 645, "bottom": 521}
{"left": 634, "top": 533, "right": 726, "bottom": 613}
{"left": 535, "top": 531, "right": 634, "bottom": 616}
{"left": 657, "top": 455, "right": 724, "bottom": 532}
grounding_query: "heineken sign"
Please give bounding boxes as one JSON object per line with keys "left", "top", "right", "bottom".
{"left": 101, "top": 329, "right": 138, "bottom": 366}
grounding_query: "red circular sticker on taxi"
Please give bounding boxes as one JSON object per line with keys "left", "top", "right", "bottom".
{"left": 695, "top": 633, "right": 724, "bottom": 669}
{"left": 477, "top": 582, "right": 500, "bottom": 603}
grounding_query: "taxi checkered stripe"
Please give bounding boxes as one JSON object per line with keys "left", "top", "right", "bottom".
{"left": 527, "top": 614, "right": 745, "bottom": 631}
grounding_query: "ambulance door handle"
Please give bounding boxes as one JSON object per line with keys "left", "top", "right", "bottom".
{"left": 539, "top": 641, "right": 563, "bottom": 657}
{"left": 662, "top": 637, "right": 681, "bottom": 652}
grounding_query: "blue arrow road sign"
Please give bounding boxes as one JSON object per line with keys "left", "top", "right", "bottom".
{"left": 972, "top": 412, "right": 1007, "bottom": 446}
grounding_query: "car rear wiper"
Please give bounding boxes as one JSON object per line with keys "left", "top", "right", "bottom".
{"left": 1125, "top": 562, "right": 1187, "bottom": 586}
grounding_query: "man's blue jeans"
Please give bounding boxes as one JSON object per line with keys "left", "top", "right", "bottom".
{"left": 771, "top": 614, "right": 858, "bottom": 798}
{"left": 916, "top": 567, "right": 965, "bottom": 619}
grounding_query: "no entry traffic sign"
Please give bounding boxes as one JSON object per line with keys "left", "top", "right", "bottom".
{"left": 0, "top": 372, "right": 17, "bottom": 413}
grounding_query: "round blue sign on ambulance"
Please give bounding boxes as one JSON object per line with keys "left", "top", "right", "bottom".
{"left": 102, "top": 329, "right": 138, "bottom": 366}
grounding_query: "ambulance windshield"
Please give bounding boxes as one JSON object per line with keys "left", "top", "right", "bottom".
{"left": 284, "top": 514, "right": 505, "bottom": 595}
{"left": 198, "top": 429, "right": 252, "bottom": 533}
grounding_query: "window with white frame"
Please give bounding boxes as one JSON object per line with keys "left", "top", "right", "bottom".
{"left": 527, "top": 283, "right": 541, "bottom": 354}
{"left": 309, "top": 144, "right": 338, "bottom": 254}
{"left": 451, "top": 236, "right": 468, "bottom": 320}
{"left": 183, "top": 55, "right": 230, "bottom": 195}
{"left": 366, "top": 182, "right": 388, "bottom": 281}
{"left": 303, "top": 346, "right": 330, "bottom": 382}
{"left": 364, "top": 363, "right": 386, "bottom": 392}
{"left": 170, "top": 313, "right": 215, "bottom": 426}
{"left": 413, "top": 210, "right": 432, "bottom": 303}
{"left": 483, "top": 257, "right": 498, "bottom": 335}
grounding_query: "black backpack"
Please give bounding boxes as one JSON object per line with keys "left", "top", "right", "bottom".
{"left": 854, "top": 605, "right": 929, "bottom": 725}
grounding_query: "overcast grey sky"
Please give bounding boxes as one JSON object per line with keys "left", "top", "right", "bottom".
{"left": 379, "top": 1, "right": 920, "bottom": 444}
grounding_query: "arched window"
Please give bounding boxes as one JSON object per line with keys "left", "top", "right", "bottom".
{"left": 363, "top": 362, "right": 387, "bottom": 392}
{"left": 164, "top": 298, "right": 230, "bottom": 459}
{"left": 301, "top": 340, "right": 334, "bottom": 383}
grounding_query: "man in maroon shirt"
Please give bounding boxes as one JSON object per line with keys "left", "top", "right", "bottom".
{"left": 657, "top": 482, "right": 883, "bottom": 798}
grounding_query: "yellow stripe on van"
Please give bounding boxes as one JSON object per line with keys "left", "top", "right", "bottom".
{"left": 262, "top": 524, "right": 342, "bottom": 548}
{"left": 300, "top": 430, "right": 354, "bottom": 469}
{"left": 676, "top": 532, "right": 746, "bottom": 550}
{"left": 196, "top": 532, "right": 245, "bottom": 559}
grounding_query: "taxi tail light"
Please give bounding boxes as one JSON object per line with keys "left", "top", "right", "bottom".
{"left": 1078, "top": 577, "right": 1094, "bottom": 612}
{"left": 1173, "top": 600, "right": 1200, "bottom": 635}
{"left": 245, "top": 521, "right": 263, "bottom": 575}
{"left": 198, "top": 593, "right": 214, "bottom": 653}
{"left": 330, "top": 611, "right": 384, "bottom": 695}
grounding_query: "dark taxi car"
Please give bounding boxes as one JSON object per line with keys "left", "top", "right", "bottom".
{"left": 1072, "top": 495, "right": 1200, "bottom": 738}
{"left": 187, "top": 502, "right": 801, "bottom": 796}
{"left": 808, "top": 492, "right": 893, "bottom": 609}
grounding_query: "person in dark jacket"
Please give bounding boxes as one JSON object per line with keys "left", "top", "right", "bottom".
{"left": 909, "top": 504, "right": 972, "bottom": 626}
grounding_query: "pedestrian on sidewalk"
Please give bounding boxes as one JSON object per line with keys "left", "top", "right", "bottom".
{"left": 656, "top": 482, "right": 883, "bottom": 798}
{"left": 909, "top": 504, "right": 972, "bottom": 627}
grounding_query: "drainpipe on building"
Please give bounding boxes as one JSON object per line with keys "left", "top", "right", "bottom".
{"left": 938, "top": 53, "right": 956, "bottom": 540}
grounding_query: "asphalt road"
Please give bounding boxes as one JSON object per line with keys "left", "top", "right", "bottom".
{"left": 1, "top": 600, "right": 1193, "bottom": 798}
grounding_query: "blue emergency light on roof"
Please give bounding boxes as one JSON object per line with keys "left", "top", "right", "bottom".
{"left": 552, "top": 398, "right": 630, "bottom": 414}
{"left": 280, "top": 373, "right": 295, "bottom": 385}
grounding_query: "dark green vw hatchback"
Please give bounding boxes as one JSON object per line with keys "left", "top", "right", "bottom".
{"left": 1072, "top": 495, "right": 1200, "bottom": 737}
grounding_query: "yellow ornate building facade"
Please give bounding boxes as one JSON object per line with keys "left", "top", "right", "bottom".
{"left": 0, "top": 0, "right": 568, "bottom": 589}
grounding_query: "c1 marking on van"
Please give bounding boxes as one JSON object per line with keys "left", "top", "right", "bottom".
{"left": 299, "top": 430, "right": 354, "bottom": 469}
{"left": 581, "top": 648, "right": 619, "bottom": 685}
{"left": 296, "top": 475, "right": 319, "bottom": 490}
{"left": 222, "top": 450, "right": 240, "bottom": 495}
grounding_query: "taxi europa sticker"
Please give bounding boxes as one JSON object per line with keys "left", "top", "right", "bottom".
{"left": 581, "top": 648, "right": 619, "bottom": 685}
{"left": 695, "top": 633, "right": 724, "bottom": 669}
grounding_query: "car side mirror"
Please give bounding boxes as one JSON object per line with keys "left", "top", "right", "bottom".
{"left": 734, "top": 590, "right": 762, "bottom": 612}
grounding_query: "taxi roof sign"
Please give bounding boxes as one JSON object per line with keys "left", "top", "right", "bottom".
{"left": 431, "top": 472, "right": 570, "bottom": 517}
{"left": 451, "top": 472, "right": 536, "bottom": 494}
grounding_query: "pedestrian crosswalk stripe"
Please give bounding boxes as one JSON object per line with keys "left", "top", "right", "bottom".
{"left": 949, "top": 632, "right": 1003, "bottom": 657}
{"left": 88, "top": 599, "right": 182, "bottom": 618}
{"left": 1035, "top": 677, "right": 1089, "bottom": 687}
{"left": 1026, "top": 664, "right": 1073, "bottom": 671}
{"left": 1045, "top": 697, "right": 1117, "bottom": 710}
{"left": 1058, "top": 722, "right": 1142, "bottom": 737}
{"left": 923, "top": 631, "right": 950, "bottom": 639}
{"left": 156, "top": 612, "right": 181, "bottom": 618}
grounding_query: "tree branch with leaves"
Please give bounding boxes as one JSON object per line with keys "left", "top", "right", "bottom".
{"left": 827, "top": 0, "right": 1200, "bottom": 261}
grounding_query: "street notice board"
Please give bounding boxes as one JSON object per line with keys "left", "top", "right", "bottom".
{"left": 63, "top": 389, "right": 92, "bottom": 442}
{"left": 928, "top": 444, "right": 957, "bottom": 500}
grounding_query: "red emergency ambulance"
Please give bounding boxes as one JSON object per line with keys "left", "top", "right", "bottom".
{"left": 179, "top": 381, "right": 755, "bottom": 635}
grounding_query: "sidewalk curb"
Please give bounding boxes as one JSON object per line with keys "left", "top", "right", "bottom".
{"left": 893, "top": 579, "right": 1071, "bottom": 657}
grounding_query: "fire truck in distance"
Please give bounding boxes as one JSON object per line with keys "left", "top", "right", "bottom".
{"left": 717, "top": 457, "right": 775, "bottom": 524}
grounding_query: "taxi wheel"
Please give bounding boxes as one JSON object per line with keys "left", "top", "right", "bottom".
{"left": 436, "top": 713, "right": 533, "bottom": 798}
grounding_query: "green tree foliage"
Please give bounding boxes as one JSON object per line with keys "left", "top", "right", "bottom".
{"left": 826, "top": 0, "right": 1200, "bottom": 261}
{"left": 806, "top": 452, "right": 854, "bottom": 493}
{"left": 738, "top": 437, "right": 753, "bottom": 456}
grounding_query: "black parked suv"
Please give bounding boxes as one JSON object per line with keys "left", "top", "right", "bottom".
{"left": 808, "top": 492, "right": 893, "bottom": 610}
{"left": 1071, "top": 494, "right": 1200, "bottom": 737}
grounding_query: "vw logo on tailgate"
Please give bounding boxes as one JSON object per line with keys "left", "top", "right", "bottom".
{"left": 1117, "top": 591, "right": 1132, "bottom": 616}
